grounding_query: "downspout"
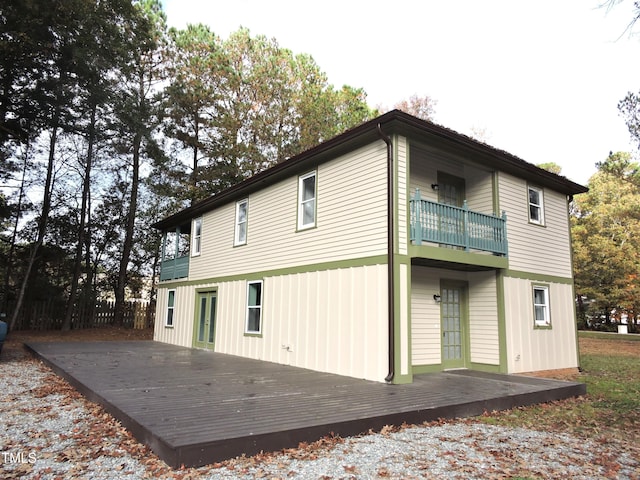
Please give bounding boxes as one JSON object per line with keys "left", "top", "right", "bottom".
{"left": 377, "top": 124, "right": 395, "bottom": 383}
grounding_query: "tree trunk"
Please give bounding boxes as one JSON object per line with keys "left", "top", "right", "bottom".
{"left": 62, "top": 103, "right": 96, "bottom": 331}
{"left": 8, "top": 127, "right": 57, "bottom": 331}
{"left": 114, "top": 130, "right": 141, "bottom": 327}
{"left": 1, "top": 140, "right": 30, "bottom": 315}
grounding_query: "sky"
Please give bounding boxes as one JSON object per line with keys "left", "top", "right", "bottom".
{"left": 161, "top": 0, "right": 640, "bottom": 186}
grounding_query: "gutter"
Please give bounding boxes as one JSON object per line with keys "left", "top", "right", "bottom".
{"left": 377, "top": 123, "right": 395, "bottom": 384}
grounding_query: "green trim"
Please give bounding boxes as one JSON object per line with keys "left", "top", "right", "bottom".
{"left": 296, "top": 169, "right": 318, "bottom": 232}
{"left": 409, "top": 244, "right": 509, "bottom": 270}
{"left": 496, "top": 270, "right": 508, "bottom": 373}
{"left": 504, "top": 269, "right": 574, "bottom": 285}
{"left": 158, "top": 254, "right": 389, "bottom": 289}
{"left": 469, "top": 362, "right": 502, "bottom": 373}
{"left": 492, "top": 171, "right": 500, "bottom": 214}
{"left": 391, "top": 136, "right": 412, "bottom": 385}
{"left": 566, "top": 197, "right": 581, "bottom": 369}
{"left": 243, "top": 333, "right": 263, "bottom": 338}
{"left": 412, "top": 364, "right": 442, "bottom": 374}
{"left": 192, "top": 288, "right": 218, "bottom": 350}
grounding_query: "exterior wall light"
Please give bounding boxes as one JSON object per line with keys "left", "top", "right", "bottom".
{"left": 431, "top": 184, "right": 439, "bottom": 191}
{"left": 433, "top": 294, "right": 441, "bottom": 303}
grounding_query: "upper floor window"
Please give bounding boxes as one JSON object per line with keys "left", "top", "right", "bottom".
{"left": 533, "top": 285, "right": 550, "bottom": 327}
{"left": 234, "top": 199, "right": 248, "bottom": 246}
{"left": 298, "top": 171, "right": 316, "bottom": 230}
{"left": 528, "top": 186, "right": 544, "bottom": 225}
{"left": 192, "top": 218, "right": 202, "bottom": 256}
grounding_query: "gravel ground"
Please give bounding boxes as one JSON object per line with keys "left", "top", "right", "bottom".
{"left": 1, "top": 356, "right": 638, "bottom": 479}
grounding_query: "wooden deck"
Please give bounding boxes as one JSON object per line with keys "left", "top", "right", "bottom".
{"left": 27, "top": 341, "right": 586, "bottom": 468}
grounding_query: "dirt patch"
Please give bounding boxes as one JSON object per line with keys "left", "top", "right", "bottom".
{"left": 579, "top": 336, "right": 640, "bottom": 357}
{"left": 1, "top": 326, "right": 154, "bottom": 361}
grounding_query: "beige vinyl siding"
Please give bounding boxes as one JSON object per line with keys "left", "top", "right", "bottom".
{"left": 408, "top": 142, "right": 495, "bottom": 214}
{"left": 411, "top": 267, "right": 499, "bottom": 367}
{"left": 503, "top": 276, "right": 578, "bottom": 373}
{"left": 467, "top": 271, "right": 500, "bottom": 365}
{"left": 397, "top": 136, "right": 408, "bottom": 255}
{"left": 498, "top": 172, "right": 573, "bottom": 277}
{"left": 188, "top": 143, "right": 388, "bottom": 281}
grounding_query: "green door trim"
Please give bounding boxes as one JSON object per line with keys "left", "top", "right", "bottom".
{"left": 440, "top": 279, "right": 470, "bottom": 369}
{"left": 193, "top": 289, "right": 217, "bottom": 350}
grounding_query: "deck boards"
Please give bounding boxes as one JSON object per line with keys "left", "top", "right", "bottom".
{"left": 27, "top": 341, "right": 586, "bottom": 468}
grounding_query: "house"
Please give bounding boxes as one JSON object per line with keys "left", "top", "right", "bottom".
{"left": 152, "top": 110, "right": 588, "bottom": 384}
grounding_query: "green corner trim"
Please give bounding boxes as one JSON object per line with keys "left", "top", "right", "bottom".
{"left": 409, "top": 244, "right": 509, "bottom": 270}
{"left": 496, "top": 270, "right": 508, "bottom": 373}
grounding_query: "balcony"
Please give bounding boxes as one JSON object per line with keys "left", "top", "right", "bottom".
{"left": 159, "top": 224, "right": 191, "bottom": 281}
{"left": 160, "top": 256, "right": 189, "bottom": 281}
{"left": 409, "top": 189, "right": 508, "bottom": 257}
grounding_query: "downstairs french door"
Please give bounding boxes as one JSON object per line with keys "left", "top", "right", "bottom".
{"left": 194, "top": 291, "right": 217, "bottom": 350}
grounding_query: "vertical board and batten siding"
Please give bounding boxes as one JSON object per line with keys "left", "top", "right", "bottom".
{"left": 156, "top": 265, "right": 389, "bottom": 382}
{"left": 188, "top": 142, "right": 388, "bottom": 281}
{"left": 503, "top": 277, "right": 578, "bottom": 373}
{"left": 154, "top": 286, "right": 196, "bottom": 347}
{"left": 408, "top": 143, "right": 495, "bottom": 214}
{"left": 498, "top": 172, "right": 573, "bottom": 278}
{"left": 410, "top": 267, "right": 500, "bottom": 367}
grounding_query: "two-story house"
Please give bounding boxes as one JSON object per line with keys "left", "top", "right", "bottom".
{"left": 152, "top": 110, "right": 588, "bottom": 384}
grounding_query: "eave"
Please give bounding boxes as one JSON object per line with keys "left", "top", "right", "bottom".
{"left": 153, "top": 110, "right": 588, "bottom": 231}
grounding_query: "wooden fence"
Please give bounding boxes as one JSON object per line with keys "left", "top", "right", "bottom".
{"left": 4, "top": 299, "right": 155, "bottom": 331}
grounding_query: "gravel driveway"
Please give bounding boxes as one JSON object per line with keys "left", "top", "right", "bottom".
{"left": 1, "top": 356, "right": 638, "bottom": 479}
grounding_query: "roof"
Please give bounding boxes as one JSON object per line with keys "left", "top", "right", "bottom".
{"left": 153, "top": 109, "right": 588, "bottom": 230}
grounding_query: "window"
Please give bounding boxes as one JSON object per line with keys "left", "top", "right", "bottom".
{"left": 166, "top": 290, "right": 176, "bottom": 327}
{"left": 192, "top": 218, "right": 202, "bottom": 255}
{"left": 298, "top": 171, "right": 316, "bottom": 229}
{"left": 234, "top": 199, "right": 248, "bottom": 246}
{"left": 533, "top": 285, "right": 550, "bottom": 327}
{"left": 245, "top": 281, "right": 263, "bottom": 334}
{"left": 528, "top": 186, "right": 544, "bottom": 225}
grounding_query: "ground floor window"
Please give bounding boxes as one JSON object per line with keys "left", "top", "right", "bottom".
{"left": 246, "top": 281, "right": 263, "bottom": 334}
{"left": 166, "top": 290, "right": 176, "bottom": 327}
{"left": 533, "top": 285, "right": 550, "bottom": 327}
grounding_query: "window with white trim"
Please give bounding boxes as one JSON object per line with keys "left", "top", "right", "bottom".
{"left": 192, "top": 218, "right": 202, "bottom": 255}
{"left": 298, "top": 171, "right": 316, "bottom": 230}
{"left": 528, "top": 186, "right": 544, "bottom": 225}
{"left": 166, "top": 290, "right": 176, "bottom": 327}
{"left": 234, "top": 199, "right": 248, "bottom": 246}
{"left": 245, "top": 281, "right": 263, "bottom": 334}
{"left": 533, "top": 285, "right": 550, "bottom": 327}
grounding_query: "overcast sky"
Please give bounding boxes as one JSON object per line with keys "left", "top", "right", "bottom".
{"left": 161, "top": 0, "right": 640, "bottom": 186}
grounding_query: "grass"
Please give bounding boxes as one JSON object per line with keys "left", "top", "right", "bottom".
{"left": 479, "top": 332, "right": 640, "bottom": 444}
